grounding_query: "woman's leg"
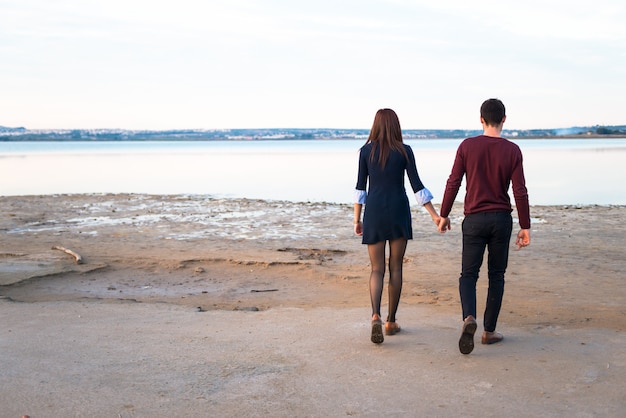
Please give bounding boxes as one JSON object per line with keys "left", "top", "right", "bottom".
{"left": 367, "top": 241, "right": 386, "bottom": 318}
{"left": 387, "top": 237, "right": 408, "bottom": 323}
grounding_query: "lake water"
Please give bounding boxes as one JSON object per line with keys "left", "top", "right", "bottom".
{"left": 1, "top": 138, "right": 626, "bottom": 206}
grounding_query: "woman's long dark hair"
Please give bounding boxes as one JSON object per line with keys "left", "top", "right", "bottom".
{"left": 365, "top": 108, "right": 408, "bottom": 169}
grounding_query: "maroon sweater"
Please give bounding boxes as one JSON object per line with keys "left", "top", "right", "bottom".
{"left": 440, "top": 135, "right": 531, "bottom": 229}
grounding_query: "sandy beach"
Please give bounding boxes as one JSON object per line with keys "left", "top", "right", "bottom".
{"left": 1, "top": 194, "right": 625, "bottom": 417}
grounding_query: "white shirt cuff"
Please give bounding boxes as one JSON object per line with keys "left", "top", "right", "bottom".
{"left": 414, "top": 188, "right": 433, "bottom": 206}
{"left": 354, "top": 189, "right": 367, "bottom": 204}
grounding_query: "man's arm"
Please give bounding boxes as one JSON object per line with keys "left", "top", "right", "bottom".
{"left": 511, "top": 149, "right": 530, "bottom": 229}
{"left": 438, "top": 144, "right": 465, "bottom": 233}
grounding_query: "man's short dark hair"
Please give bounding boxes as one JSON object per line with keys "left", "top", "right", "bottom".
{"left": 480, "top": 98, "right": 506, "bottom": 126}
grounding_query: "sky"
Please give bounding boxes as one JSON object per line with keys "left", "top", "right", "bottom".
{"left": 1, "top": 0, "right": 625, "bottom": 130}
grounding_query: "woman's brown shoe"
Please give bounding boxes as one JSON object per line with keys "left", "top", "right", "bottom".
{"left": 482, "top": 331, "right": 504, "bottom": 345}
{"left": 384, "top": 322, "right": 401, "bottom": 335}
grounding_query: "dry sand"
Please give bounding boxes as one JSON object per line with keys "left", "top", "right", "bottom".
{"left": 1, "top": 194, "right": 625, "bottom": 417}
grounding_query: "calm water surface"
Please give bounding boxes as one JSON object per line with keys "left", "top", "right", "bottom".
{"left": 1, "top": 139, "right": 625, "bottom": 205}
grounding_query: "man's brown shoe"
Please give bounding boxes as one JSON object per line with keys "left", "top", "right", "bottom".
{"left": 459, "top": 315, "right": 477, "bottom": 354}
{"left": 481, "top": 331, "right": 504, "bottom": 345}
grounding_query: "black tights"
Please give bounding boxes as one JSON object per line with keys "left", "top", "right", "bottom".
{"left": 368, "top": 238, "right": 407, "bottom": 323}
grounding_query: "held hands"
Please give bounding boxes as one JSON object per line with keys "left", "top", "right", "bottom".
{"left": 438, "top": 217, "right": 451, "bottom": 233}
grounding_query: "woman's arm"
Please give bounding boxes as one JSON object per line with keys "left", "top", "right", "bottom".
{"left": 353, "top": 203, "right": 363, "bottom": 236}
{"left": 422, "top": 201, "right": 441, "bottom": 227}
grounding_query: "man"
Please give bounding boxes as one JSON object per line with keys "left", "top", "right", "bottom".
{"left": 438, "top": 98, "right": 531, "bottom": 355}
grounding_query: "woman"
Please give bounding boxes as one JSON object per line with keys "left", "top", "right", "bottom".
{"left": 354, "top": 109, "right": 440, "bottom": 344}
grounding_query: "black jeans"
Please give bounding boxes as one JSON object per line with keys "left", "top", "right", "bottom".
{"left": 460, "top": 212, "right": 513, "bottom": 332}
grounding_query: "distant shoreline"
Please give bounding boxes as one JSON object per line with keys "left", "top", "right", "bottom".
{"left": 510, "top": 133, "right": 626, "bottom": 140}
{"left": 1, "top": 134, "right": 626, "bottom": 142}
{"left": 1, "top": 126, "right": 625, "bottom": 141}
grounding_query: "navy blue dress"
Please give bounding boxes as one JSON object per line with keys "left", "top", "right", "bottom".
{"left": 356, "top": 143, "right": 426, "bottom": 244}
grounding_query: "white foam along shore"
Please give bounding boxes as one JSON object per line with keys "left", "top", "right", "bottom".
{"left": 0, "top": 193, "right": 563, "bottom": 242}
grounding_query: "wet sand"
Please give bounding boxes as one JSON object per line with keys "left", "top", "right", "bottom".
{"left": 1, "top": 194, "right": 625, "bottom": 417}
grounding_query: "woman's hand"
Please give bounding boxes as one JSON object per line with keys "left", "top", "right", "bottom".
{"left": 354, "top": 221, "right": 363, "bottom": 236}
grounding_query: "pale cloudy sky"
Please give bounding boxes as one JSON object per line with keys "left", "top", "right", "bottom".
{"left": 1, "top": 0, "right": 625, "bottom": 130}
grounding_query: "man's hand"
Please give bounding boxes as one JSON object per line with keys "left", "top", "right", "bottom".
{"left": 515, "top": 229, "right": 531, "bottom": 250}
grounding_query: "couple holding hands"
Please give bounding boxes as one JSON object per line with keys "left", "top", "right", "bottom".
{"left": 353, "top": 99, "right": 531, "bottom": 354}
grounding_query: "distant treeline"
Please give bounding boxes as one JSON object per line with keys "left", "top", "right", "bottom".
{"left": 1, "top": 125, "right": 625, "bottom": 141}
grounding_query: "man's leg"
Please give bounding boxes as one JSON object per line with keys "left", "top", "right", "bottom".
{"left": 460, "top": 214, "right": 488, "bottom": 320}
{"left": 484, "top": 213, "right": 513, "bottom": 332}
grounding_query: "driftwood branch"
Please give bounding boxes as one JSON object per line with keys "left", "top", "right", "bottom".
{"left": 52, "top": 246, "right": 84, "bottom": 264}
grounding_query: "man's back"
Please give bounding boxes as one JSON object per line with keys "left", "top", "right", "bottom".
{"left": 441, "top": 134, "right": 530, "bottom": 229}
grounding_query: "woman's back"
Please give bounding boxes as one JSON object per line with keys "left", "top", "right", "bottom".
{"left": 362, "top": 143, "right": 410, "bottom": 195}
